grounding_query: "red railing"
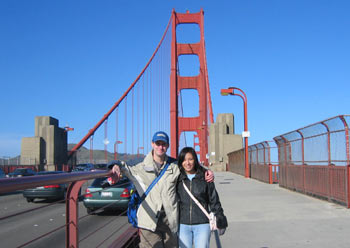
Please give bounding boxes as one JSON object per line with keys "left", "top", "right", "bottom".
{"left": 227, "top": 148, "right": 245, "bottom": 176}
{"left": 274, "top": 115, "right": 350, "bottom": 207}
{"left": 0, "top": 171, "right": 138, "bottom": 247}
{"left": 249, "top": 141, "right": 279, "bottom": 184}
{"left": 227, "top": 141, "right": 279, "bottom": 184}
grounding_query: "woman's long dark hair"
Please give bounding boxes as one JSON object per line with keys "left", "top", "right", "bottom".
{"left": 178, "top": 147, "right": 201, "bottom": 174}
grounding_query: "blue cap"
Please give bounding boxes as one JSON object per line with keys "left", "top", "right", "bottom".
{"left": 152, "top": 131, "right": 169, "bottom": 144}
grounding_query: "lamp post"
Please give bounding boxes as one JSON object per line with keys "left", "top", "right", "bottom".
{"left": 114, "top": 141, "right": 123, "bottom": 160}
{"left": 221, "top": 87, "right": 250, "bottom": 178}
{"left": 137, "top": 147, "right": 144, "bottom": 158}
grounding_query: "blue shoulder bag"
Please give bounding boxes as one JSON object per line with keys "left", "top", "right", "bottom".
{"left": 127, "top": 159, "right": 171, "bottom": 228}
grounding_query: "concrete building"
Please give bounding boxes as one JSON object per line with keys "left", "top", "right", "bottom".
{"left": 21, "top": 116, "right": 67, "bottom": 171}
{"left": 209, "top": 113, "right": 243, "bottom": 171}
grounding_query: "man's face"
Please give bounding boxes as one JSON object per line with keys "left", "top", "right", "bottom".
{"left": 152, "top": 140, "right": 169, "bottom": 157}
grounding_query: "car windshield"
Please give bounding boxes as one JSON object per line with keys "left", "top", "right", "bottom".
{"left": 94, "top": 164, "right": 107, "bottom": 169}
{"left": 77, "top": 164, "right": 93, "bottom": 168}
{"left": 14, "top": 168, "right": 28, "bottom": 173}
{"left": 37, "top": 171, "right": 64, "bottom": 175}
{"left": 91, "top": 176, "right": 130, "bottom": 187}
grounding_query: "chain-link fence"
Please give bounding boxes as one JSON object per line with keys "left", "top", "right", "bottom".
{"left": 273, "top": 115, "right": 350, "bottom": 207}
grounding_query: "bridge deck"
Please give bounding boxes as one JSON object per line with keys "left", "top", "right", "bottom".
{"left": 212, "top": 172, "right": 350, "bottom": 248}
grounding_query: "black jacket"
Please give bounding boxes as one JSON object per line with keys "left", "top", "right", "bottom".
{"left": 177, "top": 167, "right": 228, "bottom": 228}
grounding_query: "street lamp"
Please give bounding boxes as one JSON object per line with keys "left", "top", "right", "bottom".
{"left": 137, "top": 147, "right": 144, "bottom": 158}
{"left": 221, "top": 87, "right": 250, "bottom": 178}
{"left": 114, "top": 141, "right": 123, "bottom": 160}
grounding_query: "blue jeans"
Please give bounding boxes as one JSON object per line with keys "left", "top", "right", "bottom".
{"left": 178, "top": 223, "right": 211, "bottom": 248}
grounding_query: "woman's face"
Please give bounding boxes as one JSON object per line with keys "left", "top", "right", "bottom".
{"left": 182, "top": 152, "right": 196, "bottom": 174}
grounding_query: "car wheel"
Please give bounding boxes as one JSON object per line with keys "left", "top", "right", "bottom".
{"left": 26, "top": 198, "right": 34, "bottom": 203}
{"left": 87, "top": 208, "right": 94, "bottom": 215}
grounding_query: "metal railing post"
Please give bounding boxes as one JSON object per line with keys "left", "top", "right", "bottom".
{"left": 66, "top": 180, "right": 86, "bottom": 248}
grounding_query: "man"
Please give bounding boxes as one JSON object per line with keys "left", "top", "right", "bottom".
{"left": 109, "top": 131, "right": 213, "bottom": 248}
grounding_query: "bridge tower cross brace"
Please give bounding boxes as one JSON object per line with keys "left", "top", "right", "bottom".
{"left": 170, "top": 9, "right": 209, "bottom": 163}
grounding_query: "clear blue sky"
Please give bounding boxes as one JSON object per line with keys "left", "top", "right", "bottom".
{"left": 1, "top": 0, "right": 349, "bottom": 157}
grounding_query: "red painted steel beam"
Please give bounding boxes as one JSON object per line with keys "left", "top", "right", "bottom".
{"left": 66, "top": 180, "right": 86, "bottom": 248}
{"left": 170, "top": 9, "right": 209, "bottom": 162}
{"left": 170, "top": 9, "right": 178, "bottom": 158}
{"left": 178, "top": 76, "right": 199, "bottom": 89}
{"left": 177, "top": 43, "right": 200, "bottom": 54}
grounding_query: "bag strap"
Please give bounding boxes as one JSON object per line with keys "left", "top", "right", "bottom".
{"left": 140, "top": 158, "right": 171, "bottom": 201}
{"left": 182, "top": 181, "right": 211, "bottom": 220}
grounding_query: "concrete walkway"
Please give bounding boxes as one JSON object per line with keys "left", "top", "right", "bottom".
{"left": 211, "top": 172, "right": 350, "bottom": 248}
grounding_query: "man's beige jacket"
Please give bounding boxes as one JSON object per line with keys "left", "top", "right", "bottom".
{"left": 121, "top": 151, "right": 180, "bottom": 233}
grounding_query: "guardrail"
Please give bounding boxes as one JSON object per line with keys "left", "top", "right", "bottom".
{"left": 274, "top": 115, "right": 350, "bottom": 207}
{"left": 249, "top": 141, "right": 279, "bottom": 184}
{"left": 227, "top": 115, "right": 350, "bottom": 208}
{"left": 277, "top": 163, "right": 350, "bottom": 206}
{"left": 227, "top": 141, "right": 278, "bottom": 184}
{"left": 0, "top": 171, "right": 139, "bottom": 247}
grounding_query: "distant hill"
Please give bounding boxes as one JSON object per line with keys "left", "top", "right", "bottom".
{"left": 68, "top": 144, "right": 145, "bottom": 165}
{"left": 0, "top": 146, "right": 145, "bottom": 166}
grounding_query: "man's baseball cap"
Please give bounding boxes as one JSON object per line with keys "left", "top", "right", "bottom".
{"left": 152, "top": 131, "right": 169, "bottom": 144}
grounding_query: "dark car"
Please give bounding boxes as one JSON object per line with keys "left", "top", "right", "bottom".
{"left": 83, "top": 176, "right": 133, "bottom": 215}
{"left": 72, "top": 163, "right": 95, "bottom": 172}
{"left": 6, "top": 168, "right": 36, "bottom": 178}
{"left": 0, "top": 168, "right": 6, "bottom": 178}
{"left": 23, "top": 171, "right": 68, "bottom": 202}
{"left": 94, "top": 163, "right": 108, "bottom": 170}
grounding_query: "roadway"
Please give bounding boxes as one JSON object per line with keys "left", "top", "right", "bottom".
{"left": 0, "top": 181, "right": 130, "bottom": 248}
{"left": 2, "top": 173, "right": 350, "bottom": 247}
{"left": 212, "top": 172, "right": 350, "bottom": 248}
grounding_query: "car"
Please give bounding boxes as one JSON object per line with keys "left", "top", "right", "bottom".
{"left": 93, "top": 163, "right": 108, "bottom": 170}
{"left": 83, "top": 176, "right": 133, "bottom": 215}
{"left": 0, "top": 168, "right": 6, "bottom": 178}
{"left": 72, "top": 163, "right": 95, "bottom": 172}
{"left": 6, "top": 168, "right": 36, "bottom": 178}
{"left": 23, "top": 171, "right": 68, "bottom": 202}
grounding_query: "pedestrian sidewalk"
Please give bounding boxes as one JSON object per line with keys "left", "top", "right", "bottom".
{"left": 211, "top": 172, "right": 350, "bottom": 248}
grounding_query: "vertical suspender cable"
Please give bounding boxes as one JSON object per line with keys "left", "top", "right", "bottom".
{"left": 143, "top": 75, "right": 145, "bottom": 153}
{"left": 159, "top": 48, "right": 162, "bottom": 131}
{"left": 115, "top": 108, "right": 119, "bottom": 160}
{"left": 145, "top": 71, "right": 149, "bottom": 150}
{"left": 132, "top": 88, "right": 134, "bottom": 155}
{"left": 90, "top": 136, "right": 93, "bottom": 163}
{"left": 104, "top": 120, "right": 108, "bottom": 162}
{"left": 124, "top": 96, "right": 128, "bottom": 154}
{"left": 150, "top": 63, "right": 153, "bottom": 136}
{"left": 137, "top": 84, "right": 140, "bottom": 156}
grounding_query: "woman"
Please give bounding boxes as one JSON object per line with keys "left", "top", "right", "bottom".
{"left": 177, "top": 147, "right": 227, "bottom": 248}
